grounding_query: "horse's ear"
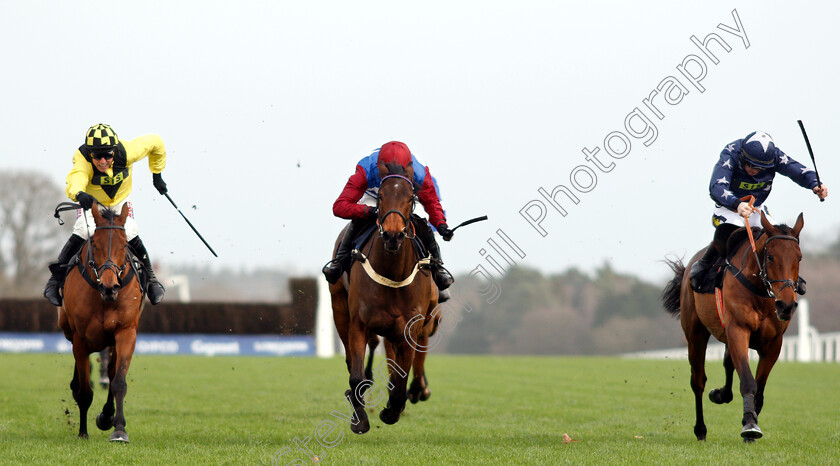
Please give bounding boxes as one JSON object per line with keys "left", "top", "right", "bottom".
{"left": 377, "top": 161, "right": 388, "bottom": 179}
{"left": 90, "top": 202, "right": 104, "bottom": 226}
{"left": 405, "top": 161, "right": 414, "bottom": 181}
{"left": 791, "top": 212, "right": 804, "bottom": 237}
{"left": 759, "top": 210, "right": 775, "bottom": 233}
{"left": 118, "top": 203, "right": 130, "bottom": 224}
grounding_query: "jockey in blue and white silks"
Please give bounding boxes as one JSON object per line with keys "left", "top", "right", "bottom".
{"left": 689, "top": 130, "right": 828, "bottom": 292}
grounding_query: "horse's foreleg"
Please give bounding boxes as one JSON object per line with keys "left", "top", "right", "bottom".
{"left": 364, "top": 336, "right": 379, "bottom": 382}
{"left": 709, "top": 345, "right": 735, "bottom": 404}
{"left": 407, "top": 330, "right": 431, "bottom": 404}
{"left": 686, "top": 330, "right": 710, "bottom": 441}
{"left": 379, "top": 340, "right": 413, "bottom": 426}
{"left": 754, "top": 336, "right": 783, "bottom": 417}
{"left": 109, "top": 328, "right": 136, "bottom": 443}
{"left": 96, "top": 347, "right": 116, "bottom": 431}
{"left": 727, "top": 327, "right": 762, "bottom": 440}
{"left": 346, "top": 318, "right": 370, "bottom": 434}
{"left": 71, "top": 342, "right": 93, "bottom": 439}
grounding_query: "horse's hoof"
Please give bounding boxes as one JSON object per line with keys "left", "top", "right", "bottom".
{"left": 743, "top": 437, "right": 756, "bottom": 443}
{"left": 350, "top": 419, "right": 370, "bottom": 435}
{"left": 379, "top": 407, "right": 401, "bottom": 425}
{"left": 709, "top": 388, "right": 733, "bottom": 404}
{"left": 96, "top": 412, "right": 114, "bottom": 431}
{"left": 740, "top": 423, "right": 762, "bottom": 439}
{"left": 110, "top": 430, "right": 130, "bottom": 443}
{"left": 408, "top": 391, "right": 419, "bottom": 404}
{"left": 419, "top": 388, "right": 431, "bottom": 402}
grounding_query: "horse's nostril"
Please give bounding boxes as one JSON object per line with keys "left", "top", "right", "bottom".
{"left": 397, "top": 232, "right": 405, "bottom": 241}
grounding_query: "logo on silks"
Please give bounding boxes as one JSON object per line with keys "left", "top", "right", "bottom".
{"left": 738, "top": 181, "right": 766, "bottom": 190}
{"left": 712, "top": 214, "right": 727, "bottom": 227}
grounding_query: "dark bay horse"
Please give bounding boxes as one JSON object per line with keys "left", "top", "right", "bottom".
{"left": 58, "top": 202, "right": 145, "bottom": 442}
{"left": 329, "top": 163, "right": 439, "bottom": 434}
{"left": 662, "top": 211, "right": 804, "bottom": 441}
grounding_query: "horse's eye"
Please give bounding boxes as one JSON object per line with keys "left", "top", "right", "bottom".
{"left": 767, "top": 255, "right": 774, "bottom": 263}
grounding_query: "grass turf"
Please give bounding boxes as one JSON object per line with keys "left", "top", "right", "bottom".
{"left": 0, "top": 353, "right": 837, "bottom": 464}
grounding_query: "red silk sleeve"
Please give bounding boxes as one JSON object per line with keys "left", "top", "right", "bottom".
{"left": 417, "top": 166, "right": 446, "bottom": 227}
{"left": 332, "top": 165, "right": 370, "bottom": 220}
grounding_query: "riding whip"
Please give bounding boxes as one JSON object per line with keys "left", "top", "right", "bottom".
{"left": 163, "top": 193, "right": 218, "bottom": 257}
{"left": 796, "top": 120, "right": 825, "bottom": 202}
{"left": 449, "top": 215, "right": 489, "bottom": 233}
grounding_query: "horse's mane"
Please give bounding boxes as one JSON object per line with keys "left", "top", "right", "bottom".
{"left": 772, "top": 223, "right": 793, "bottom": 235}
{"left": 101, "top": 209, "right": 117, "bottom": 222}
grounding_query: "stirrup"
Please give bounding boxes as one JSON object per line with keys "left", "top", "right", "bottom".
{"left": 322, "top": 259, "right": 344, "bottom": 284}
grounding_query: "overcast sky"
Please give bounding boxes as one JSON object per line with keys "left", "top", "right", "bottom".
{"left": 1, "top": 1, "right": 837, "bottom": 285}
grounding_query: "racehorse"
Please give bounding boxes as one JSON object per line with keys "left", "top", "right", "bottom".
{"left": 662, "top": 211, "right": 804, "bottom": 442}
{"left": 328, "top": 162, "right": 439, "bottom": 434}
{"left": 58, "top": 202, "right": 145, "bottom": 442}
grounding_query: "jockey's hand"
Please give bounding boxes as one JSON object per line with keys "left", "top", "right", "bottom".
{"left": 152, "top": 173, "right": 168, "bottom": 195}
{"left": 437, "top": 223, "right": 454, "bottom": 241}
{"left": 736, "top": 202, "right": 754, "bottom": 218}
{"left": 813, "top": 184, "right": 828, "bottom": 200}
{"left": 364, "top": 206, "right": 378, "bottom": 219}
{"left": 76, "top": 191, "right": 95, "bottom": 210}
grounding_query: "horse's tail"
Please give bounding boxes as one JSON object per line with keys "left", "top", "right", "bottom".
{"left": 661, "top": 258, "right": 685, "bottom": 318}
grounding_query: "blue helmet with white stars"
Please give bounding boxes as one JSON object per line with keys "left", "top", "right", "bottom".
{"left": 741, "top": 131, "right": 776, "bottom": 168}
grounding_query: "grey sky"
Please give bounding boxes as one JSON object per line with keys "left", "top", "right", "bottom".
{"left": 2, "top": 1, "right": 837, "bottom": 285}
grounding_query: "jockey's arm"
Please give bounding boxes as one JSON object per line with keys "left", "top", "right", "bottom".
{"left": 333, "top": 165, "right": 374, "bottom": 220}
{"left": 65, "top": 151, "right": 94, "bottom": 201}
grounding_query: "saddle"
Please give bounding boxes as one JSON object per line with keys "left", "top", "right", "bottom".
{"left": 693, "top": 227, "right": 764, "bottom": 294}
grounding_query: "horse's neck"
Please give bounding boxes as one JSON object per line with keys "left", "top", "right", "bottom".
{"left": 735, "top": 234, "right": 767, "bottom": 273}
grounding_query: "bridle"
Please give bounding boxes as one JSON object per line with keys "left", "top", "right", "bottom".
{"left": 83, "top": 211, "right": 129, "bottom": 286}
{"left": 376, "top": 174, "right": 417, "bottom": 240}
{"left": 728, "top": 233, "right": 800, "bottom": 299}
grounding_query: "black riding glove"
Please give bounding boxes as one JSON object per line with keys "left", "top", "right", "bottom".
{"left": 436, "top": 223, "right": 454, "bottom": 241}
{"left": 76, "top": 191, "right": 95, "bottom": 210}
{"left": 152, "top": 173, "right": 168, "bottom": 194}
{"left": 364, "top": 205, "right": 378, "bottom": 219}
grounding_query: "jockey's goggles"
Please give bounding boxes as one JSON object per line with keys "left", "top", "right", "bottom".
{"left": 90, "top": 150, "right": 115, "bottom": 161}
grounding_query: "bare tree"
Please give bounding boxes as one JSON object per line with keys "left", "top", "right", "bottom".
{"left": 0, "top": 170, "right": 70, "bottom": 297}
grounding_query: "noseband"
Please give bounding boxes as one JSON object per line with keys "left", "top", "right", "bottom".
{"left": 376, "top": 174, "right": 417, "bottom": 239}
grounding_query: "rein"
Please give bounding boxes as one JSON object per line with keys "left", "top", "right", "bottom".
{"left": 725, "top": 196, "right": 800, "bottom": 299}
{"left": 356, "top": 173, "right": 429, "bottom": 288}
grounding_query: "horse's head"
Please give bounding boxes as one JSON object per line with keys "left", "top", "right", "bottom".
{"left": 90, "top": 203, "right": 130, "bottom": 303}
{"left": 759, "top": 211, "right": 804, "bottom": 321}
{"left": 376, "top": 162, "right": 417, "bottom": 254}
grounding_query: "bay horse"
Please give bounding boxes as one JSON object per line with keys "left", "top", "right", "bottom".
{"left": 328, "top": 163, "right": 439, "bottom": 434}
{"left": 58, "top": 202, "right": 145, "bottom": 442}
{"left": 662, "top": 211, "right": 804, "bottom": 441}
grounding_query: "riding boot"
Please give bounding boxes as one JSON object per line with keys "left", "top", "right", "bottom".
{"left": 43, "top": 234, "right": 85, "bottom": 306}
{"left": 322, "top": 219, "right": 363, "bottom": 284}
{"left": 796, "top": 276, "right": 806, "bottom": 295}
{"left": 128, "top": 237, "right": 165, "bottom": 305}
{"left": 412, "top": 218, "right": 454, "bottom": 290}
{"left": 689, "top": 245, "right": 718, "bottom": 292}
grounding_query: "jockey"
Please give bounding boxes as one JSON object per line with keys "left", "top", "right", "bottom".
{"left": 690, "top": 130, "right": 829, "bottom": 292}
{"left": 43, "top": 124, "right": 167, "bottom": 306}
{"left": 322, "top": 141, "right": 455, "bottom": 290}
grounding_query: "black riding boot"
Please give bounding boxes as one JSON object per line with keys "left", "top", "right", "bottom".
{"left": 128, "top": 237, "right": 165, "bottom": 305}
{"left": 43, "top": 234, "right": 86, "bottom": 306}
{"left": 413, "top": 218, "right": 454, "bottom": 290}
{"left": 689, "top": 246, "right": 718, "bottom": 292}
{"left": 796, "top": 276, "right": 806, "bottom": 295}
{"left": 322, "top": 219, "right": 365, "bottom": 284}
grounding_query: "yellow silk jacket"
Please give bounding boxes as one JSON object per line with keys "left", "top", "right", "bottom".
{"left": 65, "top": 134, "right": 166, "bottom": 207}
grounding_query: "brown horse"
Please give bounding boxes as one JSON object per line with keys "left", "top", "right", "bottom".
{"left": 329, "top": 164, "right": 438, "bottom": 434}
{"left": 58, "top": 202, "right": 145, "bottom": 442}
{"left": 662, "top": 211, "right": 804, "bottom": 442}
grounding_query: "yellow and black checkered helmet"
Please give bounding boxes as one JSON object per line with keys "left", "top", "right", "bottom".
{"left": 85, "top": 123, "right": 119, "bottom": 150}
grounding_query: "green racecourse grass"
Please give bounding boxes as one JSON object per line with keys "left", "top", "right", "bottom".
{"left": 0, "top": 353, "right": 838, "bottom": 465}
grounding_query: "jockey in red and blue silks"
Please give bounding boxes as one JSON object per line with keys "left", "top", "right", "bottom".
{"left": 322, "top": 141, "right": 454, "bottom": 290}
{"left": 689, "top": 130, "right": 829, "bottom": 293}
